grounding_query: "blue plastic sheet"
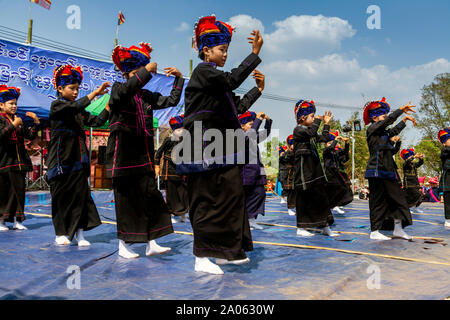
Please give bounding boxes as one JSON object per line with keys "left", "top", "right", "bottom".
{"left": 0, "top": 191, "right": 449, "bottom": 300}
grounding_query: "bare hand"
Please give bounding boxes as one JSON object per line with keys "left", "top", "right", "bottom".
{"left": 256, "top": 112, "right": 265, "bottom": 120}
{"left": 253, "top": 70, "right": 265, "bottom": 92}
{"left": 13, "top": 116, "right": 22, "bottom": 127}
{"left": 403, "top": 115, "right": 417, "bottom": 126}
{"left": 146, "top": 62, "right": 158, "bottom": 74}
{"left": 105, "top": 103, "right": 110, "bottom": 112}
{"left": 154, "top": 166, "right": 160, "bottom": 178}
{"left": 400, "top": 102, "right": 416, "bottom": 115}
{"left": 323, "top": 111, "right": 333, "bottom": 124}
{"left": 248, "top": 30, "right": 263, "bottom": 55}
{"left": 390, "top": 136, "right": 401, "bottom": 143}
{"left": 164, "top": 67, "right": 182, "bottom": 78}
{"left": 95, "top": 82, "right": 111, "bottom": 96}
{"left": 25, "top": 112, "right": 40, "bottom": 124}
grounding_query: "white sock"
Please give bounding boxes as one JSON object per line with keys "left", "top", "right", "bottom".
{"left": 445, "top": 219, "right": 450, "bottom": 228}
{"left": 75, "top": 229, "right": 91, "bottom": 247}
{"left": 297, "top": 228, "right": 314, "bottom": 237}
{"left": 288, "top": 209, "right": 296, "bottom": 216}
{"left": 145, "top": 240, "right": 171, "bottom": 256}
{"left": 180, "top": 215, "right": 187, "bottom": 223}
{"left": 118, "top": 239, "right": 139, "bottom": 259}
{"left": 393, "top": 219, "right": 412, "bottom": 240}
{"left": 195, "top": 257, "right": 224, "bottom": 275}
{"left": 0, "top": 220, "right": 8, "bottom": 231}
{"left": 55, "top": 235, "right": 71, "bottom": 245}
{"left": 280, "top": 197, "right": 287, "bottom": 204}
{"left": 13, "top": 218, "right": 27, "bottom": 230}
{"left": 333, "top": 207, "right": 345, "bottom": 214}
{"left": 171, "top": 217, "right": 177, "bottom": 224}
{"left": 216, "top": 257, "right": 250, "bottom": 265}
{"left": 370, "top": 230, "right": 391, "bottom": 240}
{"left": 248, "top": 218, "right": 263, "bottom": 230}
{"left": 323, "top": 225, "right": 339, "bottom": 237}
{"left": 415, "top": 207, "right": 423, "bottom": 213}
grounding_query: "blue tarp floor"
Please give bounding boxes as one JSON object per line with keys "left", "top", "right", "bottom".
{"left": 0, "top": 191, "right": 449, "bottom": 300}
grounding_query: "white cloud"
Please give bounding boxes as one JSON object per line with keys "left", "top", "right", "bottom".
{"left": 175, "top": 22, "right": 189, "bottom": 32}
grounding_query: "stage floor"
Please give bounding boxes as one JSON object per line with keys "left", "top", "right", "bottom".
{"left": 0, "top": 191, "right": 449, "bottom": 300}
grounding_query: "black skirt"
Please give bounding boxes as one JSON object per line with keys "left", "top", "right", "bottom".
{"left": 187, "top": 166, "right": 253, "bottom": 261}
{"left": 113, "top": 174, "right": 174, "bottom": 243}
{"left": 404, "top": 187, "right": 423, "bottom": 208}
{"left": 165, "top": 179, "right": 189, "bottom": 216}
{"left": 0, "top": 172, "right": 26, "bottom": 223}
{"left": 325, "top": 168, "right": 354, "bottom": 208}
{"left": 287, "top": 189, "right": 296, "bottom": 209}
{"left": 444, "top": 192, "right": 449, "bottom": 220}
{"left": 368, "top": 178, "right": 413, "bottom": 231}
{"left": 49, "top": 170, "right": 101, "bottom": 240}
{"left": 295, "top": 185, "right": 334, "bottom": 228}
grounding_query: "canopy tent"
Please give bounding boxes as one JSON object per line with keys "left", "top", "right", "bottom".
{"left": 7, "top": 76, "right": 52, "bottom": 121}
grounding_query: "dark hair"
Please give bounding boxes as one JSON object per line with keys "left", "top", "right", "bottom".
{"left": 198, "top": 51, "right": 205, "bottom": 61}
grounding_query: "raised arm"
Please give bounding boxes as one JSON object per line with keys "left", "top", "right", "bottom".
{"left": 142, "top": 77, "right": 185, "bottom": 111}
{"left": 369, "top": 109, "right": 404, "bottom": 134}
{"left": 82, "top": 108, "right": 110, "bottom": 128}
{"left": 49, "top": 96, "right": 92, "bottom": 118}
{"left": 294, "top": 118, "right": 322, "bottom": 141}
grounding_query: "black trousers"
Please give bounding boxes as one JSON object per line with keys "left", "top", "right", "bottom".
{"left": 165, "top": 179, "right": 189, "bottom": 216}
{"left": 444, "top": 192, "right": 449, "bottom": 220}
{"left": 0, "top": 172, "right": 26, "bottom": 223}
{"left": 368, "top": 178, "right": 412, "bottom": 231}
{"left": 295, "top": 185, "right": 334, "bottom": 228}
{"left": 187, "top": 166, "right": 253, "bottom": 261}
{"left": 286, "top": 189, "right": 296, "bottom": 209}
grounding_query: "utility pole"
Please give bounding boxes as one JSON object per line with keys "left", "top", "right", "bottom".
{"left": 27, "top": 1, "right": 33, "bottom": 44}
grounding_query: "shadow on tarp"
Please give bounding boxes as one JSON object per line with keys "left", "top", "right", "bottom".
{"left": 0, "top": 191, "right": 449, "bottom": 300}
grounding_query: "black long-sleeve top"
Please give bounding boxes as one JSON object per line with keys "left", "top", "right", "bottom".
{"left": 46, "top": 97, "right": 109, "bottom": 180}
{"left": 0, "top": 113, "right": 38, "bottom": 174}
{"left": 364, "top": 109, "right": 406, "bottom": 180}
{"left": 440, "top": 146, "right": 450, "bottom": 192}
{"left": 179, "top": 53, "right": 262, "bottom": 174}
{"left": 106, "top": 67, "right": 185, "bottom": 178}
{"left": 403, "top": 157, "right": 423, "bottom": 188}
{"left": 155, "top": 136, "right": 183, "bottom": 181}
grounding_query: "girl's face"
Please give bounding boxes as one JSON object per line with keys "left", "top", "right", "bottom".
{"left": 58, "top": 83, "right": 80, "bottom": 101}
{"left": 172, "top": 128, "right": 184, "bottom": 140}
{"left": 300, "top": 113, "right": 315, "bottom": 127}
{"left": 0, "top": 99, "right": 17, "bottom": 115}
{"left": 203, "top": 44, "right": 229, "bottom": 67}
{"left": 444, "top": 139, "right": 450, "bottom": 147}
{"left": 241, "top": 121, "right": 253, "bottom": 132}
{"left": 372, "top": 114, "right": 387, "bottom": 122}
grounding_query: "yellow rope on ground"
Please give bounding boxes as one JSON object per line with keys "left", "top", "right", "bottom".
{"left": 24, "top": 212, "right": 450, "bottom": 267}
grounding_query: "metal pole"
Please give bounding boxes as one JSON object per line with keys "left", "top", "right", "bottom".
{"left": 156, "top": 127, "right": 160, "bottom": 190}
{"left": 27, "top": 2, "right": 33, "bottom": 44}
{"left": 351, "top": 123, "right": 355, "bottom": 194}
{"left": 88, "top": 127, "right": 93, "bottom": 187}
{"left": 114, "top": 24, "right": 119, "bottom": 47}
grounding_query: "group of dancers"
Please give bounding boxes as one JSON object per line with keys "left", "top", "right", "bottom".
{"left": 0, "top": 15, "right": 449, "bottom": 275}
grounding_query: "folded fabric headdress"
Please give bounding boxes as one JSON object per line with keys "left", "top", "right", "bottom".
{"left": 363, "top": 97, "right": 391, "bottom": 125}
{"left": 287, "top": 134, "right": 294, "bottom": 146}
{"left": 428, "top": 177, "right": 439, "bottom": 184}
{"left": 53, "top": 65, "right": 83, "bottom": 89}
{"left": 278, "top": 145, "right": 288, "bottom": 155}
{"left": 418, "top": 177, "right": 425, "bottom": 184}
{"left": 295, "top": 99, "right": 316, "bottom": 120}
{"left": 400, "top": 148, "right": 415, "bottom": 160}
{"left": 438, "top": 128, "right": 450, "bottom": 144}
{"left": 193, "top": 15, "right": 234, "bottom": 51}
{"left": 112, "top": 42, "right": 153, "bottom": 73}
{"left": 328, "top": 130, "right": 339, "bottom": 142}
{"left": 238, "top": 111, "right": 256, "bottom": 125}
{"left": 0, "top": 85, "right": 21, "bottom": 103}
{"left": 169, "top": 114, "right": 184, "bottom": 130}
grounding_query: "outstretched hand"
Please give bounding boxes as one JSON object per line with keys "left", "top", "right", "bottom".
{"left": 248, "top": 30, "right": 263, "bottom": 55}
{"left": 403, "top": 115, "right": 417, "bottom": 126}
{"left": 323, "top": 111, "right": 333, "bottom": 124}
{"left": 95, "top": 82, "right": 111, "bottom": 96}
{"left": 25, "top": 112, "right": 40, "bottom": 124}
{"left": 164, "top": 67, "right": 182, "bottom": 78}
{"left": 400, "top": 102, "right": 416, "bottom": 115}
{"left": 253, "top": 70, "right": 265, "bottom": 92}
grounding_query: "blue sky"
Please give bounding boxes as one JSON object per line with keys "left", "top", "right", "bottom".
{"left": 0, "top": 0, "right": 449, "bottom": 143}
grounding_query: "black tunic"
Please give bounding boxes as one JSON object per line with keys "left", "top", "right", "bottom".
{"left": 181, "top": 53, "right": 262, "bottom": 260}
{"left": 440, "top": 147, "right": 450, "bottom": 219}
{"left": 0, "top": 114, "right": 37, "bottom": 222}
{"left": 402, "top": 157, "right": 424, "bottom": 208}
{"left": 106, "top": 67, "right": 184, "bottom": 242}
{"left": 155, "top": 136, "right": 189, "bottom": 216}
{"left": 283, "top": 149, "right": 296, "bottom": 209}
{"left": 293, "top": 118, "right": 334, "bottom": 228}
{"left": 323, "top": 141, "right": 353, "bottom": 208}
{"left": 278, "top": 153, "right": 288, "bottom": 197}
{"left": 47, "top": 96, "right": 109, "bottom": 239}
{"left": 364, "top": 109, "right": 412, "bottom": 231}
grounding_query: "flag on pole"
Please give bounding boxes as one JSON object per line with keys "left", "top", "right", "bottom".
{"left": 118, "top": 11, "right": 126, "bottom": 25}
{"left": 30, "top": 0, "right": 52, "bottom": 10}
